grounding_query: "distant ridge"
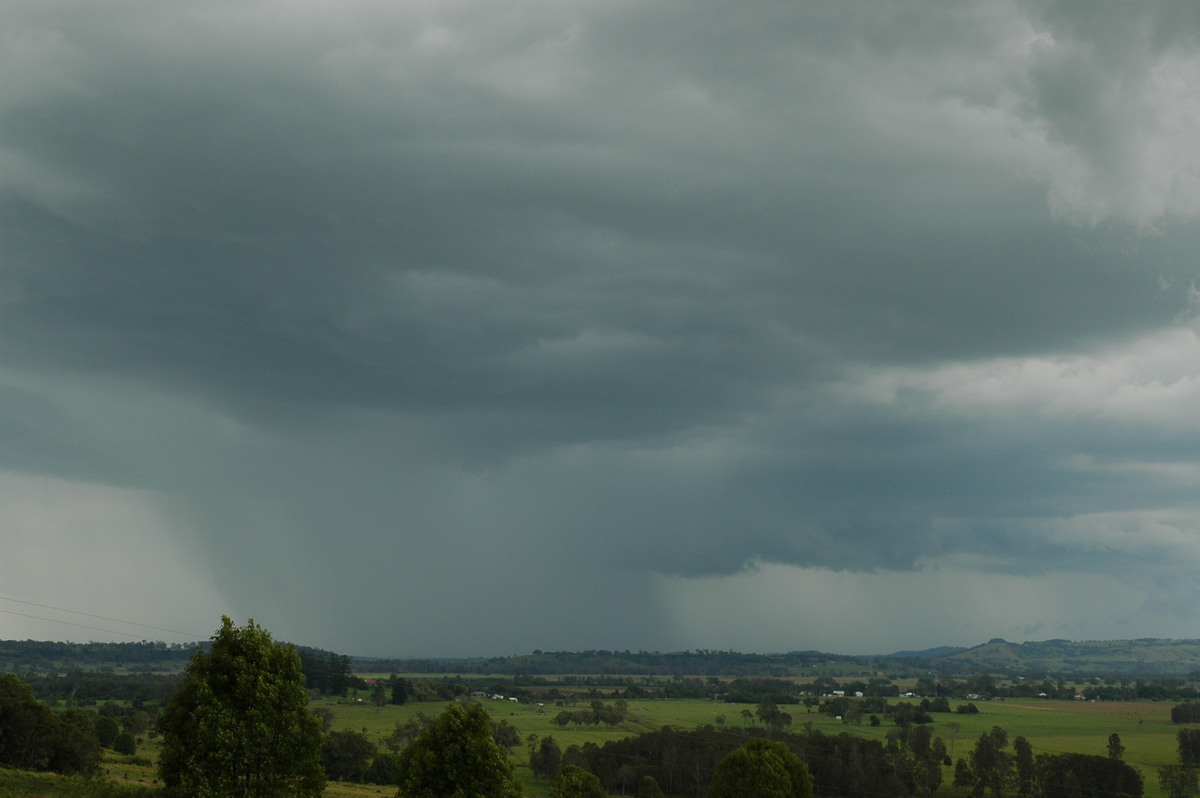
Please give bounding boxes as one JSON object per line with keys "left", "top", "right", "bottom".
{"left": 881, "top": 645, "right": 968, "bottom": 659}
{"left": 934, "top": 637, "right": 1200, "bottom": 676}
{"left": 7, "top": 637, "right": 1200, "bottom": 677}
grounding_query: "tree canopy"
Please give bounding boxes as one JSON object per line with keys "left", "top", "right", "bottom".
{"left": 0, "top": 674, "right": 100, "bottom": 775}
{"left": 551, "top": 765, "right": 607, "bottom": 798}
{"left": 157, "top": 616, "right": 325, "bottom": 798}
{"left": 396, "top": 702, "right": 522, "bottom": 798}
{"left": 707, "top": 737, "right": 813, "bottom": 798}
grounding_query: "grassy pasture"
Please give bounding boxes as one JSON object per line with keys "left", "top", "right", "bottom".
{"left": 319, "top": 695, "right": 1188, "bottom": 797}
{"left": 0, "top": 694, "right": 1188, "bottom": 796}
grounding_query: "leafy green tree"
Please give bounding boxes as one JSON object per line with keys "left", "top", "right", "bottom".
{"left": 968, "top": 726, "right": 1010, "bottom": 797}
{"left": 636, "top": 775, "right": 666, "bottom": 798}
{"left": 311, "top": 705, "right": 335, "bottom": 732}
{"left": 1182, "top": 730, "right": 1200, "bottom": 768}
{"left": 95, "top": 715, "right": 120, "bottom": 748}
{"left": 1012, "top": 736, "right": 1034, "bottom": 798}
{"left": 322, "top": 729, "right": 377, "bottom": 782}
{"left": 396, "top": 702, "right": 522, "bottom": 798}
{"left": 113, "top": 730, "right": 138, "bottom": 756}
{"left": 386, "top": 712, "right": 433, "bottom": 753}
{"left": 157, "top": 617, "right": 325, "bottom": 798}
{"left": 493, "top": 719, "right": 522, "bottom": 751}
{"left": 953, "top": 758, "right": 974, "bottom": 790}
{"left": 1037, "top": 752, "right": 1143, "bottom": 798}
{"left": 365, "top": 751, "right": 405, "bottom": 786}
{"left": 707, "top": 737, "right": 813, "bottom": 798}
{"left": 1160, "top": 764, "right": 1199, "bottom": 798}
{"left": 124, "top": 709, "right": 151, "bottom": 736}
{"left": 47, "top": 707, "right": 103, "bottom": 775}
{"left": 551, "top": 765, "right": 606, "bottom": 798}
{"left": 908, "top": 724, "right": 946, "bottom": 795}
{"left": 0, "top": 674, "right": 100, "bottom": 775}
{"left": 390, "top": 675, "right": 409, "bottom": 705}
{"left": 531, "top": 735, "right": 563, "bottom": 779}
{"left": 1108, "top": 732, "right": 1125, "bottom": 761}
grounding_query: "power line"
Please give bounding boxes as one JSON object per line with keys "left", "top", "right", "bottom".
{"left": 0, "top": 608, "right": 182, "bottom": 641}
{"left": 0, "top": 594, "right": 206, "bottom": 640}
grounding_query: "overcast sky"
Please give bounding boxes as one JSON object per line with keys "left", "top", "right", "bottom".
{"left": 4, "top": 0, "right": 1200, "bottom": 658}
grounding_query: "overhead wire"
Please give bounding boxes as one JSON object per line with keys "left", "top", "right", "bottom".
{"left": 0, "top": 594, "right": 206, "bottom": 640}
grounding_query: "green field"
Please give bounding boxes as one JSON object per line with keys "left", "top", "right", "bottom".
{"left": 317, "top": 695, "right": 1185, "bottom": 797}
{"left": 0, "top": 695, "right": 1189, "bottom": 796}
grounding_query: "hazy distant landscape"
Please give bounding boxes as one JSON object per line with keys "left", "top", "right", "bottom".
{"left": 8, "top": 633, "right": 1200, "bottom": 797}
{"left": 15, "top": 635, "right": 1200, "bottom": 678}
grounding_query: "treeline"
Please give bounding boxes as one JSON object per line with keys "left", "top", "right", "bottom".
{"left": 531, "top": 722, "right": 1143, "bottom": 798}
{"left": 14, "top": 651, "right": 360, "bottom": 706}
{"left": 0, "top": 674, "right": 104, "bottom": 776}
{"left": 355, "top": 648, "right": 846, "bottom": 676}
{"left": 0, "top": 640, "right": 194, "bottom": 674}
{"left": 297, "top": 649, "right": 358, "bottom": 696}
{"left": 20, "top": 672, "right": 181, "bottom": 705}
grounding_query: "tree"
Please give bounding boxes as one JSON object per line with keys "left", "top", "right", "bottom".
{"left": 1012, "top": 736, "right": 1034, "bottom": 798}
{"left": 387, "top": 712, "right": 434, "bottom": 753}
{"left": 909, "top": 725, "right": 946, "bottom": 795}
{"left": 1037, "top": 753, "right": 1143, "bottom": 798}
{"left": 390, "top": 675, "right": 409, "bottom": 705}
{"left": 968, "top": 726, "right": 1010, "bottom": 797}
{"left": 0, "top": 674, "right": 100, "bottom": 775}
{"left": 113, "top": 730, "right": 138, "bottom": 756}
{"left": 551, "top": 765, "right": 606, "bottom": 798}
{"left": 707, "top": 737, "right": 813, "bottom": 798}
{"left": 47, "top": 707, "right": 103, "bottom": 775}
{"left": 322, "top": 729, "right": 377, "bottom": 782}
{"left": 636, "top": 775, "right": 666, "bottom": 798}
{"left": 531, "top": 735, "right": 563, "bottom": 779}
{"left": 95, "top": 715, "right": 120, "bottom": 748}
{"left": 1108, "top": 732, "right": 1126, "bottom": 761}
{"left": 364, "top": 751, "right": 405, "bottom": 786}
{"left": 1160, "top": 764, "right": 1199, "bottom": 798}
{"left": 395, "top": 702, "right": 522, "bottom": 798}
{"left": 311, "top": 705, "right": 335, "bottom": 732}
{"left": 493, "top": 719, "right": 522, "bottom": 751}
{"left": 157, "top": 617, "right": 325, "bottom": 798}
{"left": 1182, "top": 730, "right": 1200, "bottom": 768}
{"left": 945, "top": 721, "right": 962, "bottom": 759}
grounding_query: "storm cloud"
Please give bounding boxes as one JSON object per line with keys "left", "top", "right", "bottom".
{"left": 3, "top": 0, "right": 1200, "bottom": 656}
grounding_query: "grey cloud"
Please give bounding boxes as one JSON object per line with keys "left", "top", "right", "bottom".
{"left": 4, "top": 0, "right": 1200, "bottom": 654}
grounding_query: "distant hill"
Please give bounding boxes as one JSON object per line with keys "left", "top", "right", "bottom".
{"left": 882, "top": 645, "right": 968, "bottom": 660}
{"left": 8, "top": 637, "right": 1200, "bottom": 678}
{"left": 352, "top": 649, "right": 857, "bottom": 677}
{"left": 366, "top": 640, "right": 1200, "bottom": 678}
{"left": 933, "top": 638, "right": 1200, "bottom": 676}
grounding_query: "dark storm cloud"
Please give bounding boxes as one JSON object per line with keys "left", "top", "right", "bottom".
{"left": 4, "top": 0, "right": 1200, "bottom": 653}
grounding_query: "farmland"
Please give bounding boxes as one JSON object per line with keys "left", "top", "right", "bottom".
{"left": 0, "top": 687, "right": 1190, "bottom": 797}
{"left": 313, "top": 692, "right": 1184, "bottom": 797}
{"left": 6, "top": 637, "right": 1200, "bottom": 796}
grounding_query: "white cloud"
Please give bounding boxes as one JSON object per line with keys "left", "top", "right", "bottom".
{"left": 865, "top": 325, "right": 1200, "bottom": 428}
